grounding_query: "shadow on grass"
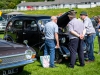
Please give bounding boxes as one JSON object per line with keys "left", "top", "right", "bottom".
{"left": 59, "top": 57, "right": 70, "bottom": 67}
{"left": 36, "top": 56, "right": 71, "bottom": 68}
{"left": 36, "top": 57, "right": 71, "bottom": 68}
{"left": 14, "top": 70, "right": 31, "bottom": 75}
{"left": 94, "top": 51, "right": 98, "bottom": 54}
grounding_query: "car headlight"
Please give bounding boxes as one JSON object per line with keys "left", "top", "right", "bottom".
{"left": 61, "top": 37, "right": 66, "bottom": 43}
{"left": 25, "top": 50, "right": 33, "bottom": 59}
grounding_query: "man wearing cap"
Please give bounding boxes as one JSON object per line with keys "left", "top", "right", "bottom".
{"left": 67, "top": 11, "right": 86, "bottom": 68}
{"left": 80, "top": 11, "right": 96, "bottom": 62}
{"left": 43, "top": 16, "right": 59, "bottom": 68}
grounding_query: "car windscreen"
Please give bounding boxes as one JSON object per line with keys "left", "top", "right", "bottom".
{"left": 38, "top": 19, "right": 51, "bottom": 25}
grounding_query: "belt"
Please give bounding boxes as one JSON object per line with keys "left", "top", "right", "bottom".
{"left": 70, "top": 38, "right": 79, "bottom": 40}
{"left": 87, "top": 33, "right": 94, "bottom": 36}
{"left": 45, "top": 39, "right": 54, "bottom": 40}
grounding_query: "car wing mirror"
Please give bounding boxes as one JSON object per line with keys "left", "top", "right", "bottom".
{"left": 23, "top": 40, "right": 29, "bottom": 48}
{"left": 23, "top": 40, "right": 28, "bottom": 44}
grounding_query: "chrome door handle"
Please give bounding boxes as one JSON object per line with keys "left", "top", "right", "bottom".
{"left": 23, "top": 32, "right": 26, "bottom": 34}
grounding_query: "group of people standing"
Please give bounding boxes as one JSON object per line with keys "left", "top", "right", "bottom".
{"left": 43, "top": 10, "right": 98, "bottom": 68}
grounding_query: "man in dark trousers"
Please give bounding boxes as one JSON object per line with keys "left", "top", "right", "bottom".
{"left": 67, "top": 11, "right": 86, "bottom": 68}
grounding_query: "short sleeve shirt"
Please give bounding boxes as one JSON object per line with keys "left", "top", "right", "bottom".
{"left": 83, "top": 17, "right": 95, "bottom": 34}
{"left": 43, "top": 21, "right": 58, "bottom": 39}
{"left": 68, "top": 18, "right": 85, "bottom": 39}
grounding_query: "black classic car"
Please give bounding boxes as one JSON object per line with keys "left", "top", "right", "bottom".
{"left": 0, "top": 39, "right": 36, "bottom": 75}
{"left": 3, "top": 13, "right": 87, "bottom": 63}
{"left": 3, "top": 15, "right": 51, "bottom": 57}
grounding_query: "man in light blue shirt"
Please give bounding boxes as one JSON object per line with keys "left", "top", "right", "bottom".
{"left": 43, "top": 16, "right": 59, "bottom": 68}
{"left": 80, "top": 11, "right": 96, "bottom": 62}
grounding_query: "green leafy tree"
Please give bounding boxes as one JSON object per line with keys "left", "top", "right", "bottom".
{"left": 8, "top": 2, "right": 16, "bottom": 9}
{"left": 0, "top": 2, "right": 4, "bottom": 9}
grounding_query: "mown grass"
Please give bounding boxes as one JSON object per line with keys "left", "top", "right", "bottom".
{"left": 22, "top": 6, "right": 100, "bottom": 18}
{"left": 1, "top": 7, "right": 100, "bottom": 75}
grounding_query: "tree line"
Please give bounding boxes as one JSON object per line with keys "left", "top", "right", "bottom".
{"left": 0, "top": 0, "right": 54, "bottom": 9}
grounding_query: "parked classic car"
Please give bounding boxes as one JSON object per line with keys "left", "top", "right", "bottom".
{"left": 0, "top": 16, "right": 7, "bottom": 32}
{"left": 0, "top": 39, "right": 36, "bottom": 75}
{"left": 3, "top": 15, "right": 51, "bottom": 57}
{"left": 3, "top": 14, "right": 87, "bottom": 63}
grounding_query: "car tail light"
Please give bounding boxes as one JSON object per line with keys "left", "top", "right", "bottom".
{"left": 31, "top": 54, "right": 36, "bottom": 59}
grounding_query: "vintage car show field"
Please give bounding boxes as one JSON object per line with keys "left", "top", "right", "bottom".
{"left": 0, "top": 7, "right": 100, "bottom": 75}
{"left": 17, "top": 37, "right": 100, "bottom": 75}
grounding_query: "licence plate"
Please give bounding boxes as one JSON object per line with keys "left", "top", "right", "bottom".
{"left": 2, "top": 68, "right": 18, "bottom": 75}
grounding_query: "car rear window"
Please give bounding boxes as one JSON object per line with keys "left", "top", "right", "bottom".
{"left": 14, "top": 20, "right": 23, "bottom": 29}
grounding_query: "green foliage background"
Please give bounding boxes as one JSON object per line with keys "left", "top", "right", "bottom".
{"left": 0, "top": 0, "right": 54, "bottom": 9}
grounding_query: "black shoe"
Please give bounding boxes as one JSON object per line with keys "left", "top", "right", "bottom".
{"left": 79, "top": 64, "right": 85, "bottom": 67}
{"left": 68, "top": 65, "right": 74, "bottom": 68}
{"left": 49, "top": 65, "right": 57, "bottom": 68}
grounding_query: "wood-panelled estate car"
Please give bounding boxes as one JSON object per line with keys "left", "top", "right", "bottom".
{"left": 0, "top": 39, "right": 36, "bottom": 75}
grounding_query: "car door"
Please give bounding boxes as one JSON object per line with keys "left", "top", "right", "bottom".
{"left": 23, "top": 20, "right": 41, "bottom": 46}
{"left": 5, "top": 20, "right": 23, "bottom": 43}
{"left": 12, "top": 20, "right": 24, "bottom": 43}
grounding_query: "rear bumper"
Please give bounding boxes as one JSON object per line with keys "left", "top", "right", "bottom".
{"left": 0, "top": 58, "right": 36, "bottom": 70}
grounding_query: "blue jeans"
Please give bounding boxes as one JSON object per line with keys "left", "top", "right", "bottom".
{"left": 44, "top": 39, "right": 55, "bottom": 67}
{"left": 85, "top": 33, "right": 96, "bottom": 61}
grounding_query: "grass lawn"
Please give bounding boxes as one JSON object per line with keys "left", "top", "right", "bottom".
{"left": 22, "top": 6, "right": 100, "bottom": 18}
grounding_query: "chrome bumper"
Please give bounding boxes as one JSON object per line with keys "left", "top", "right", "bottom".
{"left": 0, "top": 58, "right": 36, "bottom": 70}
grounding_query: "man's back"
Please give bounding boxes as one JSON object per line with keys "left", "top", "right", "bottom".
{"left": 68, "top": 18, "right": 84, "bottom": 39}
{"left": 44, "top": 21, "right": 58, "bottom": 39}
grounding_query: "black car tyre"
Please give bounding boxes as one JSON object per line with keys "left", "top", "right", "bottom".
{"left": 4, "top": 36, "right": 14, "bottom": 42}
{"left": 55, "top": 48, "right": 63, "bottom": 63}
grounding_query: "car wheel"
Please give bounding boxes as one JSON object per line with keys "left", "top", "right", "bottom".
{"left": 4, "top": 36, "right": 14, "bottom": 42}
{"left": 55, "top": 48, "right": 63, "bottom": 64}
